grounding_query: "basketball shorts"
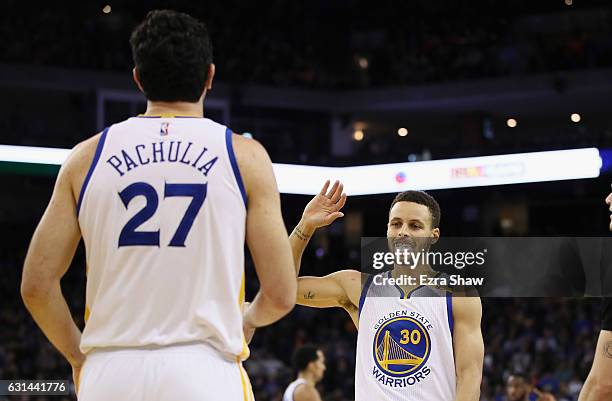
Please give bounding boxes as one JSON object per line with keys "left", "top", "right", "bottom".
{"left": 603, "top": 297, "right": 612, "bottom": 331}
{"left": 78, "top": 342, "right": 254, "bottom": 401}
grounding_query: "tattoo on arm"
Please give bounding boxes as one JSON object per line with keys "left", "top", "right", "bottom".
{"left": 604, "top": 341, "right": 612, "bottom": 359}
{"left": 292, "top": 226, "right": 311, "bottom": 242}
{"left": 304, "top": 291, "right": 315, "bottom": 300}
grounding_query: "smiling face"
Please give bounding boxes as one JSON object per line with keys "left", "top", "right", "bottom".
{"left": 387, "top": 201, "right": 440, "bottom": 258}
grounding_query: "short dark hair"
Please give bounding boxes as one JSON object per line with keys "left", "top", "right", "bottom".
{"left": 390, "top": 191, "right": 441, "bottom": 228}
{"left": 130, "top": 10, "right": 213, "bottom": 102}
{"left": 292, "top": 345, "right": 320, "bottom": 372}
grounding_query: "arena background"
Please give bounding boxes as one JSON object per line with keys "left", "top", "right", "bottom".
{"left": 1, "top": 1, "right": 612, "bottom": 400}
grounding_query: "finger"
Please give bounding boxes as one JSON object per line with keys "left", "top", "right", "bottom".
{"left": 319, "top": 180, "right": 330, "bottom": 196}
{"left": 325, "top": 212, "right": 345, "bottom": 225}
{"left": 334, "top": 193, "right": 347, "bottom": 211}
{"left": 331, "top": 183, "right": 343, "bottom": 203}
{"left": 326, "top": 180, "right": 340, "bottom": 198}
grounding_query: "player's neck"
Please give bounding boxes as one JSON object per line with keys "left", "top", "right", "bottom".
{"left": 142, "top": 100, "right": 204, "bottom": 118}
{"left": 298, "top": 372, "right": 317, "bottom": 386}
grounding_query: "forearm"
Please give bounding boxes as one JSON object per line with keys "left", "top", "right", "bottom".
{"left": 454, "top": 367, "right": 482, "bottom": 401}
{"left": 22, "top": 281, "right": 83, "bottom": 365}
{"left": 244, "top": 290, "right": 294, "bottom": 328}
{"left": 289, "top": 219, "right": 315, "bottom": 275}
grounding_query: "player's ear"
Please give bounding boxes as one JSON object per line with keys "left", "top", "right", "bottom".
{"left": 132, "top": 68, "right": 145, "bottom": 93}
{"left": 205, "top": 64, "right": 215, "bottom": 90}
{"left": 430, "top": 227, "right": 440, "bottom": 244}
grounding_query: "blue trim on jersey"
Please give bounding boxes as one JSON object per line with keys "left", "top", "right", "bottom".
{"left": 225, "top": 128, "right": 247, "bottom": 207}
{"left": 77, "top": 127, "right": 109, "bottom": 216}
{"left": 446, "top": 292, "right": 454, "bottom": 336}
{"left": 358, "top": 274, "right": 374, "bottom": 318}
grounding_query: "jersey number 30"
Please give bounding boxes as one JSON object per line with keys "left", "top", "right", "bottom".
{"left": 118, "top": 182, "right": 207, "bottom": 247}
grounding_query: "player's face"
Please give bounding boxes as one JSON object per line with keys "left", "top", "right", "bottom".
{"left": 387, "top": 202, "right": 440, "bottom": 257}
{"left": 506, "top": 376, "right": 527, "bottom": 401}
{"left": 605, "top": 189, "right": 612, "bottom": 231}
{"left": 312, "top": 350, "right": 326, "bottom": 382}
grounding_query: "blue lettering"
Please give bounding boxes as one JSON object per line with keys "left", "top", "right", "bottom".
{"left": 122, "top": 150, "right": 137, "bottom": 171}
{"left": 106, "top": 155, "right": 124, "bottom": 176}
{"left": 179, "top": 142, "right": 193, "bottom": 165}
{"left": 394, "top": 378, "right": 402, "bottom": 387}
{"left": 197, "top": 157, "right": 218, "bottom": 176}
{"left": 135, "top": 144, "right": 150, "bottom": 165}
{"left": 168, "top": 141, "right": 180, "bottom": 162}
{"left": 191, "top": 147, "right": 208, "bottom": 167}
{"left": 152, "top": 142, "right": 165, "bottom": 162}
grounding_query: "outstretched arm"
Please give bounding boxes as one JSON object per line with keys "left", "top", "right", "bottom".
{"left": 289, "top": 180, "right": 346, "bottom": 276}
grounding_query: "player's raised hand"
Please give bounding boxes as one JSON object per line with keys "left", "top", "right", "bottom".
{"left": 301, "top": 180, "right": 347, "bottom": 229}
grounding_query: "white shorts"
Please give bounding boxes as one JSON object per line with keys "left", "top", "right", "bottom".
{"left": 78, "top": 342, "right": 254, "bottom": 401}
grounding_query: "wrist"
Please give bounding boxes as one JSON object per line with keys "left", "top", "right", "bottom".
{"left": 296, "top": 219, "right": 316, "bottom": 235}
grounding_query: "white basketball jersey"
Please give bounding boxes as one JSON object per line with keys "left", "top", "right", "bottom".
{"left": 355, "top": 271, "right": 456, "bottom": 401}
{"left": 77, "top": 116, "right": 248, "bottom": 361}
{"left": 282, "top": 378, "right": 307, "bottom": 401}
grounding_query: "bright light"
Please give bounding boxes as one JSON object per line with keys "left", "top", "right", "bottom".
{"left": 398, "top": 128, "right": 408, "bottom": 137}
{"left": 0, "top": 145, "right": 602, "bottom": 195}
{"left": 242, "top": 132, "right": 253, "bottom": 139}
{"left": 571, "top": 113, "right": 581, "bottom": 123}
{"left": 565, "top": 0, "right": 573, "bottom": 5}
{"left": 102, "top": 5, "right": 112, "bottom": 14}
{"left": 506, "top": 118, "right": 517, "bottom": 128}
{"left": 353, "top": 130, "right": 364, "bottom": 141}
{"left": 358, "top": 57, "right": 369, "bottom": 70}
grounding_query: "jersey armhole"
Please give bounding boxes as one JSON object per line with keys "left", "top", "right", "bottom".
{"left": 358, "top": 274, "right": 375, "bottom": 318}
{"left": 76, "top": 127, "right": 110, "bottom": 216}
{"left": 225, "top": 128, "right": 247, "bottom": 207}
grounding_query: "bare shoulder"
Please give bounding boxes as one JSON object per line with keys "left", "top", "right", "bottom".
{"left": 63, "top": 133, "right": 104, "bottom": 201}
{"left": 451, "top": 294, "right": 482, "bottom": 323}
{"left": 293, "top": 382, "right": 321, "bottom": 401}
{"left": 231, "top": 133, "right": 274, "bottom": 196}
{"left": 231, "top": 133, "right": 271, "bottom": 167}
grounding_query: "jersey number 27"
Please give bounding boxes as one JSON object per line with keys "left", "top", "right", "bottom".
{"left": 118, "top": 182, "right": 207, "bottom": 247}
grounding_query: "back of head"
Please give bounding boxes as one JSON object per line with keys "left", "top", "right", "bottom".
{"left": 292, "top": 345, "right": 319, "bottom": 373}
{"left": 130, "top": 10, "right": 213, "bottom": 102}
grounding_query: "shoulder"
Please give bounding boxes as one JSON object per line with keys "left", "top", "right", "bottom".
{"left": 451, "top": 293, "right": 482, "bottom": 324}
{"left": 62, "top": 132, "right": 105, "bottom": 201}
{"left": 293, "top": 382, "right": 320, "bottom": 401}
{"left": 231, "top": 133, "right": 271, "bottom": 164}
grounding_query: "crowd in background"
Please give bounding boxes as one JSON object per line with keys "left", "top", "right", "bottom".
{"left": 1, "top": 1, "right": 612, "bottom": 89}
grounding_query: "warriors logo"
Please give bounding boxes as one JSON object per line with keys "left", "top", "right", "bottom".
{"left": 373, "top": 316, "right": 431, "bottom": 378}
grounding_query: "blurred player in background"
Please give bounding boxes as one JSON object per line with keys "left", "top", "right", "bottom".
{"left": 506, "top": 373, "right": 556, "bottom": 401}
{"left": 577, "top": 188, "right": 612, "bottom": 401}
{"left": 282, "top": 345, "right": 326, "bottom": 401}
{"left": 289, "top": 181, "right": 483, "bottom": 401}
{"left": 20, "top": 9, "right": 296, "bottom": 401}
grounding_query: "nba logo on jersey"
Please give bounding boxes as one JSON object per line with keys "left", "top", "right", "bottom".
{"left": 160, "top": 122, "right": 170, "bottom": 136}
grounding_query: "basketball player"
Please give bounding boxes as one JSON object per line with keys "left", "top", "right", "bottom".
{"left": 20, "top": 10, "right": 297, "bottom": 401}
{"left": 506, "top": 373, "right": 556, "bottom": 401}
{"left": 282, "top": 346, "right": 326, "bottom": 401}
{"left": 289, "top": 181, "right": 483, "bottom": 400}
{"left": 577, "top": 189, "right": 612, "bottom": 401}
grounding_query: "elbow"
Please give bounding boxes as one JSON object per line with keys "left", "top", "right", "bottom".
{"left": 20, "top": 275, "right": 50, "bottom": 307}
{"left": 261, "top": 282, "right": 297, "bottom": 314}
